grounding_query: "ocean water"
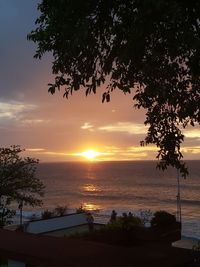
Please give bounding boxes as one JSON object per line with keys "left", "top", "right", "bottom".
{"left": 26, "top": 160, "right": 200, "bottom": 238}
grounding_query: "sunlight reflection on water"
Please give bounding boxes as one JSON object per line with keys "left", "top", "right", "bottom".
{"left": 82, "top": 202, "right": 101, "bottom": 211}
{"left": 37, "top": 161, "right": 200, "bottom": 238}
{"left": 83, "top": 184, "right": 101, "bottom": 192}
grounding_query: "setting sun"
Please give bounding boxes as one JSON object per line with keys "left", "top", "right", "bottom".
{"left": 82, "top": 150, "right": 99, "bottom": 160}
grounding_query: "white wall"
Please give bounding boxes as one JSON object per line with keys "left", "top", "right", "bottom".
{"left": 24, "top": 213, "right": 88, "bottom": 234}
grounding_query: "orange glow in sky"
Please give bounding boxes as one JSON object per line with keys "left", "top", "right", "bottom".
{"left": 1, "top": 2, "right": 200, "bottom": 162}
{"left": 82, "top": 150, "right": 99, "bottom": 160}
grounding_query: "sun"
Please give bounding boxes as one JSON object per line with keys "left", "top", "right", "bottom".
{"left": 72, "top": 149, "right": 102, "bottom": 161}
{"left": 82, "top": 150, "right": 99, "bottom": 160}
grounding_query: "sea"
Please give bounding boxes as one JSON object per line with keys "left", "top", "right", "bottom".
{"left": 21, "top": 160, "right": 200, "bottom": 239}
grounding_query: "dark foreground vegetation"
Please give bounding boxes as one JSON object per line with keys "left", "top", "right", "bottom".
{"left": 72, "top": 210, "right": 181, "bottom": 246}
{"left": 69, "top": 210, "right": 199, "bottom": 266}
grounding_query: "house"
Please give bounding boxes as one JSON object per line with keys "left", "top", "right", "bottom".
{"left": 0, "top": 228, "right": 120, "bottom": 267}
{"left": 0, "top": 212, "right": 104, "bottom": 267}
{"left": 0, "top": 228, "right": 193, "bottom": 267}
{"left": 0, "top": 213, "right": 192, "bottom": 267}
{"left": 23, "top": 212, "right": 103, "bottom": 237}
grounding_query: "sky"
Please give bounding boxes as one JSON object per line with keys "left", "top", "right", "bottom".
{"left": 0, "top": 0, "right": 200, "bottom": 162}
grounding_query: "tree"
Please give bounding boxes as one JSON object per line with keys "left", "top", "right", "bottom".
{"left": 0, "top": 146, "right": 45, "bottom": 227}
{"left": 28, "top": 0, "right": 200, "bottom": 176}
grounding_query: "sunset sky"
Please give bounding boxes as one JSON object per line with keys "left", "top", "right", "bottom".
{"left": 0, "top": 0, "right": 200, "bottom": 162}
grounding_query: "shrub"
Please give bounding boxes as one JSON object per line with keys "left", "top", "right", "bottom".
{"left": 0, "top": 209, "right": 16, "bottom": 228}
{"left": 76, "top": 205, "right": 86, "bottom": 213}
{"left": 54, "top": 205, "right": 68, "bottom": 216}
{"left": 139, "top": 209, "right": 153, "bottom": 225}
{"left": 150, "top": 211, "right": 176, "bottom": 228}
{"left": 41, "top": 209, "right": 54, "bottom": 219}
{"left": 107, "top": 213, "right": 144, "bottom": 231}
{"left": 193, "top": 241, "right": 200, "bottom": 252}
{"left": 192, "top": 241, "right": 200, "bottom": 263}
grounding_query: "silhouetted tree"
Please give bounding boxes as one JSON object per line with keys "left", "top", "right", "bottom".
{"left": 28, "top": 1, "right": 200, "bottom": 176}
{"left": 54, "top": 205, "right": 68, "bottom": 216}
{"left": 0, "top": 146, "right": 45, "bottom": 227}
{"left": 41, "top": 209, "right": 54, "bottom": 219}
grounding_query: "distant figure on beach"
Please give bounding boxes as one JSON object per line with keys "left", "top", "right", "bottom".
{"left": 86, "top": 212, "right": 94, "bottom": 231}
{"left": 110, "top": 210, "right": 117, "bottom": 223}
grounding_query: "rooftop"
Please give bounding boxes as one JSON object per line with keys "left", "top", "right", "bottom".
{"left": 0, "top": 229, "right": 194, "bottom": 267}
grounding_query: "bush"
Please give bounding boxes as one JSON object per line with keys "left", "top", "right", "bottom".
{"left": 192, "top": 241, "right": 200, "bottom": 263}
{"left": 76, "top": 205, "right": 86, "bottom": 213}
{"left": 139, "top": 209, "right": 153, "bottom": 225}
{"left": 41, "top": 209, "right": 54, "bottom": 219}
{"left": 107, "top": 213, "right": 144, "bottom": 231}
{"left": 150, "top": 211, "right": 176, "bottom": 228}
{"left": 54, "top": 205, "right": 68, "bottom": 216}
{"left": 41, "top": 205, "right": 68, "bottom": 219}
{"left": 0, "top": 209, "right": 16, "bottom": 228}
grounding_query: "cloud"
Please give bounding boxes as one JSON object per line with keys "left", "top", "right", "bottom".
{"left": 98, "top": 122, "right": 147, "bottom": 135}
{"left": 29, "top": 146, "right": 152, "bottom": 161}
{"left": 184, "top": 129, "right": 200, "bottom": 139}
{"left": 0, "top": 101, "right": 36, "bottom": 120}
{"left": 71, "top": 151, "right": 112, "bottom": 158}
{"left": 81, "top": 122, "right": 94, "bottom": 130}
{"left": 24, "top": 143, "right": 200, "bottom": 162}
{"left": 181, "top": 146, "right": 200, "bottom": 154}
{"left": 25, "top": 150, "right": 73, "bottom": 160}
{"left": 21, "top": 119, "right": 49, "bottom": 125}
{"left": 126, "top": 146, "right": 157, "bottom": 153}
{"left": 26, "top": 148, "right": 46, "bottom": 152}
{"left": 103, "top": 146, "right": 122, "bottom": 153}
{"left": 42, "top": 151, "right": 70, "bottom": 156}
{"left": 0, "top": 100, "right": 50, "bottom": 127}
{"left": 103, "top": 145, "right": 157, "bottom": 159}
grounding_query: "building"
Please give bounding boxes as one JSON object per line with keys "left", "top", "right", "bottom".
{"left": 0, "top": 212, "right": 103, "bottom": 267}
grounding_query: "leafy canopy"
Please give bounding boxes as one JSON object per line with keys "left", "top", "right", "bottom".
{"left": 0, "top": 145, "right": 45, "bottom": 226}
{"left": 28, "top": 0, "right": 200, "bottom": 176}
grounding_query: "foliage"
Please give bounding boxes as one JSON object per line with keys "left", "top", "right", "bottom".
{"left": 150, "top": 210, "right": 176, "bottom": 228}
{"left": 76, "top": 204, "right": 87, "bottom": 213}
{"left": 139, "top": 209, "right": 153, "bottom": 225}
{"left": 41, "top": 209, "right": 54, "bottom": 219}
{"left": 54, "top": 205, "right": 68, "bottom": 216}
{"left": 71, "top": 212, "right": 144, "bottom": 246}
{"left": 193, "top": 241, "right": 200, "bottom": 252}
{"left": 192, "top": 241, "right": 200, "bottom": 263}
{"left": 107, "top": 212, "right": 144, "bottom": 231}
{"left": 28, "top": 1, "right": 200, "bottom": 176}
{"left": 0, "top": 258, "right": 7, "bottom": 266}
{"left": 0, "top": 145, "right": 45, "bottom": 227}
{"left": 41, "top": 205, "right": 68, "bottom": 219}
{"left": 0, "top": 208, "right": 16, "bottom": 228}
